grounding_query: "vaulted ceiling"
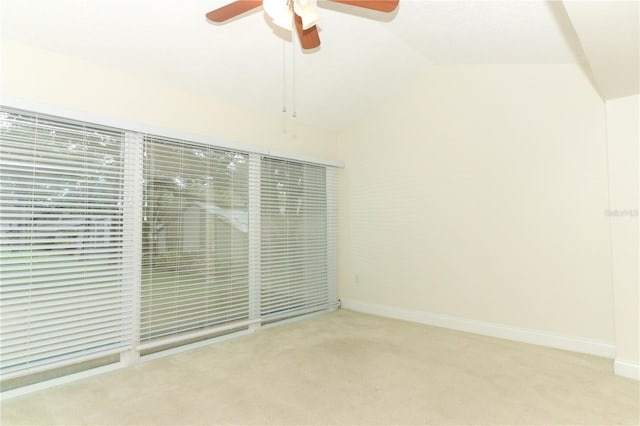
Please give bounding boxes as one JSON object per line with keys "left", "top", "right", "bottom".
{"left": 1, "top": 0, "right": 638, "bottom": 132}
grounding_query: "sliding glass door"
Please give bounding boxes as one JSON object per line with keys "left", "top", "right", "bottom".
{"left": 0, "top": 110, "right": 131, "bottom": 385}
{"left": 0, "top": 106, "right": 338, "bottom": 391}
{"left": 140, "top": 138, "right": 250, "bottom": 348}
{"left": 260, "top": 158, "right": 331, "bottom": 320}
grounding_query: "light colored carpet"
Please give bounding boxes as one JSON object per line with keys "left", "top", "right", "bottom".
{"left": 1, "top": 309, "right": 639, "bottom": 425}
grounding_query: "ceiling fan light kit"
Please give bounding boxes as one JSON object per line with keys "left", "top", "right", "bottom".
{"left": 206, "top": 0, "right": 399, "bottom": 50}
{"left": 263, "top": 0, "right": 293, "bottom": 30}
{"left": 292, "top": 0, "right": 321, "bottom": 30}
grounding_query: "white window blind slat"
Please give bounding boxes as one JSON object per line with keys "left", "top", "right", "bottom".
{"left": 1, "top": 257, "right": 123, "bottom": 273}
{"left": 139, "top": 285, "right": 250, "bottom": 301}
{"left": 3, "top": 321, "right": 127, "bottom": 353}
{"left": 2, "top": 307, "right": 126, "bottom": 331}
{"left": 2, "top": 267, "right": 124, "bottom": 283}
{"left": 2, "top": 333, "right": 127, "bottom": 373}
{"left": 1, "top": 248, "right": 127, "bottom": 259}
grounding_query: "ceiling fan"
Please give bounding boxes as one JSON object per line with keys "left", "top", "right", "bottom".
{"left": 206, "top": 0, "right": 399, "bottom": 50}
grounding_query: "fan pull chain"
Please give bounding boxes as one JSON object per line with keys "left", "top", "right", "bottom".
{"left": 282, "top": 40, "right": 287, "bottom": 113}
{"left": 292, "top": 33, "right": 297, "bottom": 118}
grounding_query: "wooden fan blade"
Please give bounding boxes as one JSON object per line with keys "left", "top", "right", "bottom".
{"left": 327, "top": 0, "right": 399, "bottom": 13}
{"left": 294, "top": 14, "right": 321, "bottom": 50}
{"left": 206, "top": 1, "right": 263, "bottom": 22}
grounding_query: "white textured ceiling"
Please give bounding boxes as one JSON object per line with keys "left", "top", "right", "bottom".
{"left": 0, "top": 0, "right": 606, "bottom": 131}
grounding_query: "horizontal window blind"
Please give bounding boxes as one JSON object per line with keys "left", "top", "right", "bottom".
{"left": 140, "top": 137, "right": 252, "bottom": 347}
{"left": 260, "top": 157, "right": 337, "bottom": 321}
{"left": 1, "top": 105, "right": 339, "bottom": 391}
{"left": 0, "top": 108, "right": 132, "bottom": 380}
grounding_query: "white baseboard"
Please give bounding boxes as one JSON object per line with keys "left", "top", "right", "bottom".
{"left": 614, "top": 359, "right": 640, "bottom": 380}
{"left": 340, "top": 299, "right": 616, "bottom": 359}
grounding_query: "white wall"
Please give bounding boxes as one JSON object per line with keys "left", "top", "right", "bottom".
{"left": 0, "top": 39, "right": 339, "bottom": 161}
{"left": 606, "top": 95, "right": 639, "bottom": 379}
{"left": 338, "top": 65, "right": 616, "bottom": 355}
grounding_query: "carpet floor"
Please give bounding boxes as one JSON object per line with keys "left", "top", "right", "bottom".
{"left": 2, "top": 309, "right": 639, "bottom": 425}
